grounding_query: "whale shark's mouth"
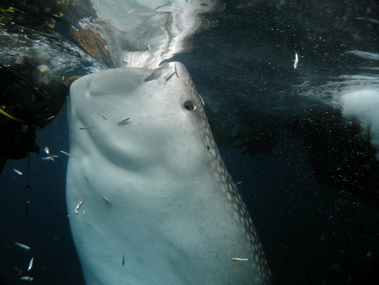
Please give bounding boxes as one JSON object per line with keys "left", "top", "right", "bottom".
{"left": 69, "top": 0, "right": 221, "bottom": 69}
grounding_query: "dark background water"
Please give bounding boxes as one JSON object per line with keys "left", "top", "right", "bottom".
{"left": 179, "top": 1, "right": 379, "bottom": 284}
{"left": 0, "top": 106, "right": 85, "bottom": 285}
{"left": 1, "top": 0, "right": 379, "bottom": 284}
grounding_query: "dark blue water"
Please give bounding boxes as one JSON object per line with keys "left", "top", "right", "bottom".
{"left": 0, "top": 105, "right": 85, "bottom": 285}
{"left": 180, "top": 1, "right": 379, "bottom": 283}
{"left": 1, "top": 0, "right": 379, "bottom": 284}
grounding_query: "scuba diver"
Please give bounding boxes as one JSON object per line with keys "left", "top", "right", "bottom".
{"left": 0, "top": 56, "right": 79, "bottom": 175}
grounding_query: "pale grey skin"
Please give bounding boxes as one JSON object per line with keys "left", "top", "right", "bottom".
{"left": 66, "top": 62, "right": 270, "bottom": 284}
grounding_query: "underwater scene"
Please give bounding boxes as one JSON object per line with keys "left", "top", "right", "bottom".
{"left": 0, "top": 0, "right": 378, "bottom": 284}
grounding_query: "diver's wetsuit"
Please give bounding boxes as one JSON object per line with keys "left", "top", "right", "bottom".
{"left": 0, "top": 64, "right": 69, "bottom": 175}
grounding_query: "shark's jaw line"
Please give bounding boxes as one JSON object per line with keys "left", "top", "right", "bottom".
{"left": 66, "top": 62, "right": 270, "bottom": 284}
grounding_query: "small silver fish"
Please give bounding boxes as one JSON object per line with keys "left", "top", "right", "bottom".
{"left": 15, "top": 242, "right": 30, "bottom": 250}
{"left": 102, "top": 196, "right": 112, "bottom": 204}
{"left": 80, "top": 126, "right": 95, "bottom": 130}
{"left": 41, "top": 156, "right": 54, "bottom": 162}
{"left": 20, "top": 276, "right": 34, "bottom": 281}
{"left": 117, "top": 117, "right": 130, "bottom": 125}
{"left": 231, "top": 257, "right": 249, "bottom": 262}
{"left": 13, "top": 169, "right": 23, "bottom": 175}
{"left": 71, "top": 25, "right": 79, "bottom": 32}
{"left": 165, "top": 64, "right": 178, "bottom": 81}
{"left": 60, "top": 150, "right": 75, "bottom": 157}
{"left": 27, "top": 257, "right": 34, "bottom": 271}
{"left": 44, "top": 147, "right": 50, "bottom": 155}
{"left": 45, "top": 115, "right": 55, "bottom": 121}
{"left": 99, "top": 113, "right": 107, "bottom": 120}
{"left": 75, "top": 196, "right": 85, "bottom": 215}
{"left": 293, "top": 52, "right": 299, "bottom": 69}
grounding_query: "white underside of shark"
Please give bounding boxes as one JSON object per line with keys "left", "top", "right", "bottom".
{"left": 66, "top": 62, "right": 270, "bottom": 284}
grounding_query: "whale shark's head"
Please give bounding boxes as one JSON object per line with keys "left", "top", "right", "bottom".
{"left": 69, "top": 62, "right": 219, "bottom": 174}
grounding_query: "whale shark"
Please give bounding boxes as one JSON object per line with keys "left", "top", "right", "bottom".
{"left": 66, "top": 62, "right": 270, "bottom": 284}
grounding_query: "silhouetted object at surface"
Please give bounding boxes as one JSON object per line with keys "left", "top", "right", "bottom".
{"left": 0, "top": 59, "right": 79, "bottom": 175}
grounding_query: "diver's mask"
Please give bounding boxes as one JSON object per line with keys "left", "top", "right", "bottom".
{"left": 33, "top": 64, "right": 53, "bottom": 85}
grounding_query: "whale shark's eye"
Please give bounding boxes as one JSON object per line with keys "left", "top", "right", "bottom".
{"left": 183, "top": 101, "right": 196, "bottom": 111}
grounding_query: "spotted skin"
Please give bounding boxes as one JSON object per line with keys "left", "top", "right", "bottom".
{"left": 182, "top": 65, "right": 271, "bottom": 283}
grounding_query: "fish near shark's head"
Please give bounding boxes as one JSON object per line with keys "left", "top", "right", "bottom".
{"left": 69, "top": 62, "right": 218, "bottom": 175}
{"left": 67, "top": 61, "right": 271, "bottom": 284}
